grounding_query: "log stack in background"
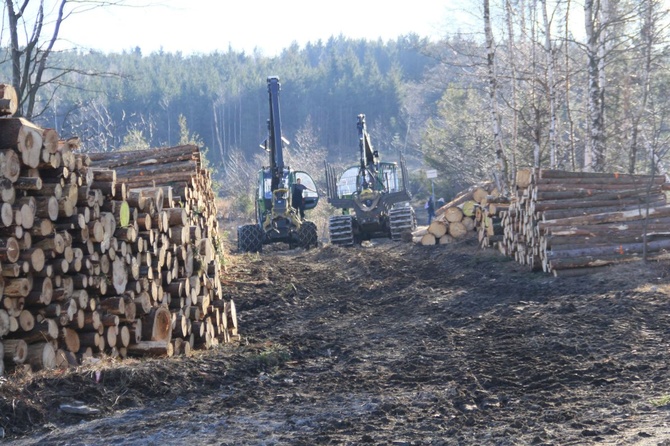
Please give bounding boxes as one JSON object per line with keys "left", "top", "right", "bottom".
{"left": 412, "top": 182, "right": 500, "bottom": 245}
{"left": 0, "top": 89, "right": 235, "bottom": 374}
{"left": 413, "top": 168, "right": 670, "bottom": 278}
{"left": 498, "top": 168, "right": 670, "bottom": 276}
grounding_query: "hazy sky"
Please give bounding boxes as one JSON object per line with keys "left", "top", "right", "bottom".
{"left": 56, "top": 0, "right": 460, "bottom": 56}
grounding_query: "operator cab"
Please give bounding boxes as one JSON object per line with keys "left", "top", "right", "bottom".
{"left": 293, "top": 171, "right": 319, "bottom": 210}
{"left": 336, "top": 162, "right": 401, "bottom": 199}
{"left": 257, "top": 169, "right": 320, "bottom": 217}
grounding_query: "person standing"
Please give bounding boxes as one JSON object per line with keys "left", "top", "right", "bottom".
{"left": 426, "top": 196, "right": 435, "bottom": 224}
{"left": 292, "top": 178, "right": 313, "bottom": 220}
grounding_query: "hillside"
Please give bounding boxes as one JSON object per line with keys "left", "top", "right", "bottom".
{"left": 3, "top": 239, "right": 670, "bottom": 445}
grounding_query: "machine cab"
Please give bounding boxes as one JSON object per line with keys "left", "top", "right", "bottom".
{"left": 257, "top": 169, "right": 320, "bottom": 215}
{"left": 293, "top": 171, "right": 319, "bottom": 210}
{"left": 336, "top": 162, "right": 401, "bottom": 199}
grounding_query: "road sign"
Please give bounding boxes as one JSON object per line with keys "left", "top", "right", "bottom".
{"left": 426, "top": 169, "right": 438, "bottom": 179}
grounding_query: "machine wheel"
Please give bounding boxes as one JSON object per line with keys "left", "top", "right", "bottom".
{"left": 238, "top": 224, "right": 264, "bottom": 253}
{"left": 298, "top": 221, "right": 318, "bottom": 249}
{"left": 329, "top": 215, "right": 354, "bottom": 246}
{"left": 389, "top": 205, "right": 416, "bottom": 241}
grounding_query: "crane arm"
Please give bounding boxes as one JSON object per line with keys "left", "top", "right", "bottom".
{"left": 267, "top": 76, "right": 285, "bottom": 191}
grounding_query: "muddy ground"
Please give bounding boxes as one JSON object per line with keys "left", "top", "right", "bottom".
{"left": 3, "top": 237, "right": 670, "bottom": 445}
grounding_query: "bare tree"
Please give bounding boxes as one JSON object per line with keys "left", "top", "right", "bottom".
{"left": 562, "top": 0, "right": 578, "bottom": 171}
{"left": 626, "top": 0, "right": 670, "bottom": 174}
{"left": 504, "top": 0, "right": 520, "bottom": 176}
{"left": 541, "top": 0, "right": 559, "bottom": 168}
{"left": 484, "top": 0, "right": 510, "bottom": 193}
{"left": 2, "top": 0, "right": 131, "bottom": 119}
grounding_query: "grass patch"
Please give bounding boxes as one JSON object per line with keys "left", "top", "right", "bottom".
{"left": 651, "top": 395, "right": 670, "bottom": 407}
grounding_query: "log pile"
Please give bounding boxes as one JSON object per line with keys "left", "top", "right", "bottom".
{"left": 0, "top": 97, "right": 234, "bottom": 374}
{"left": 413, "top": 182, "right": 499, "bottom": 245}
{"left": 498, "top": 169, "right": 670, "bottom": 276}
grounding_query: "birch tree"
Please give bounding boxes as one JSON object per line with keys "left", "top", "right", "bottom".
{"left": 505, "top": 0, "right": 520, "bottom": 176}
{"left": 584, "top": 0, "right": 606, "bottom": 171}
{"left": 563, "top": 0, "right": 578, "bottom": 171}
{"left": 484, "top": 0, "right": 510, "bottom": 193}
{"left": 541, "top": 0, "right": 558, "bottom": 168}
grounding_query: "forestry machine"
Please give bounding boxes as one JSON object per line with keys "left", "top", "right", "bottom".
{"left": 237, "top": 76, "right": 320, "bottom": 252}
{"left": 324, "top": 114, "right": 415, "bottom": 245}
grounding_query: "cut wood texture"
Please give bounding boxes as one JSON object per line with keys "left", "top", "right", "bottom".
{"left": 0, "top": 114, "right": 236, "bottom": 372}
{"left": 0, "top": 83, "right": 18, "bottom": 116}
{"left": 414, "top": 187, "right": 482, "bottom": 246}
{"left": 0, "top": 118, "right": 43, "bottom": 168}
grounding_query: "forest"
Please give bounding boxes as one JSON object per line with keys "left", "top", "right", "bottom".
{"left": 1, "top": 0, "right": 669, "bottom": 209}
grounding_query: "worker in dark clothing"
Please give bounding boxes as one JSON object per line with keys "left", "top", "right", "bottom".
{"left": 291, "top": 178, "right": 312, "bottom": 220}
{"left": 426, "top": 196, "right": 435, "bottom": 224}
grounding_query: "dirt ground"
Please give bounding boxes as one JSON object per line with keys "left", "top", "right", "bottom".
{"left": 3, "top": 236, "right": 670, "bottom": 445}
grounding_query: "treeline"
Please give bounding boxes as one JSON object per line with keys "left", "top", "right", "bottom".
{"left": 2, "top": 35, "right": 438, "bottom": 178}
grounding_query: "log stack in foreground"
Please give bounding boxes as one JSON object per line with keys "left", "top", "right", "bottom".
{"left": 0, "top": 101, "right": 235, "bottom": 374}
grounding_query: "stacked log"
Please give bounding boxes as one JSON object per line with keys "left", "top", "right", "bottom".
{"left": 414, "top": 182, "right": 498, "bottom": 245}
{"left": 85, "top": 145, "right": 231, "bottom": 350}
{"left": 473, "top": 193, "right": 509, "bottom": 249}
{"left": 499, "top": 168, "right": 670, "bottom": 276}
{"left": 0, "top": 97, "right": 235, "bottom": 374}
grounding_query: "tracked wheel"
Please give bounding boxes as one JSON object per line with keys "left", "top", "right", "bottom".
{"left": 298, "top": 221, "right": 318, "bottom": 249}
{"left": 329, "top": 215, "right": 354, "bottom": 246}
{"left": 238, "top": 224, "right": 264, "bottom": 253}
{"left": 389, "top": 205, "right": 416, "bottom": 241}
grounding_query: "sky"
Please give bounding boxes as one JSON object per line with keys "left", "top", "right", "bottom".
{"left": 55, "top": 0, "right": 463, "bottom": 57}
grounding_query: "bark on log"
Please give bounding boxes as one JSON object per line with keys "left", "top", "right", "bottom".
{"left": 0, "top": 309, "right": 9, "bottom": 337}
{"left": 126, "top": 340, "right": 174, "bottom": 357}
{"left": 540, "top": 206, "right": 670, "bottom": 227}
{"left": 539, "top": 169, "right": 663, "bottom": 181}
{"left": 546, "top": 238, "right": 670, "bottom": 260}
{"left": 117, "top": 324, "right": 130, "bottom": 348}
{"left": 26, "top": 342, "right": 56, "bottom": 371}
{"left": 25, "top": 277, "right": 53, "bottom": 306}
{"left": 3, "top": 338, "right": 28, "bottom": 364}
{"left": 533, "top": 195, "right": 666, "bottom": 212}
{"left": 539, "top": 201, "right": 668, "bottom": 221}
{"left": 4, "top": 276, "right": 32, "bottom": 297}
{"left": 534, "top": 186, "right": 663, "bottom": 201}
{"left": 99, "top": 297, "right": 125, "bottom": 316}
{"left": 548, "top": 251, "right": 670, "bottom": 271}
{"left": 11, "top": 318, "right": 59, "bottom": 344}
